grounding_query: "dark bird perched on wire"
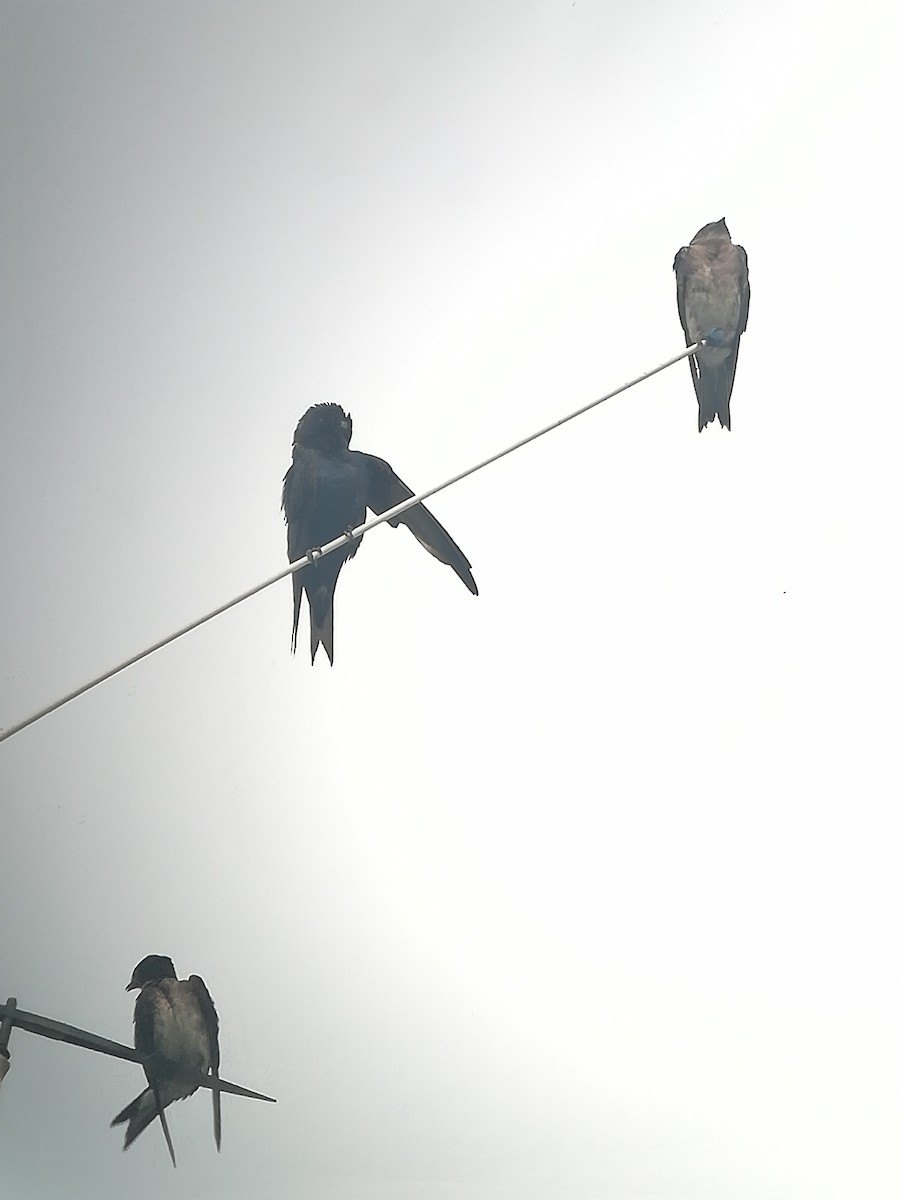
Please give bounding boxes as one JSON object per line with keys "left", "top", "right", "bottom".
{"left": 674, "top": 219, "right": 750, "bottom": 430}
{"left": 282, "top": 403, "right": 478, "bottom": 664}
{"left": 111, "top": 955, "right": 221, "bottom": 1167}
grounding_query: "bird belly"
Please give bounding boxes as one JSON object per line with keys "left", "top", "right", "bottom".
{"left": 305, "top": 464, "right": 366, "bottom": 550}
{"left": 686, "top": 281, "right": 740, "bottom": 344}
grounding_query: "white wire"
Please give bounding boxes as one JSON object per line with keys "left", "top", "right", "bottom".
{"left": 0, "top": 341, "right": 700, "bottom": 745}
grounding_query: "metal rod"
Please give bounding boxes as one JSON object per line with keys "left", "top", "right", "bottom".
{"left": 0, "top": 341, "right": 700, "bottom": 746}
{"left": 0, "top": 1001, "right": 275, "bottom": 1102}
{"left": 0, "top": 997, "right": 15, "bottom": 1086}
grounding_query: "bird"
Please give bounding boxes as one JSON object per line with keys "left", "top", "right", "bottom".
{"left": 282, "top": 403, "right": 478, "bottom": 664}
{"left": 673, "top": 219, "right": 750, "bottom": 430}
{"left": 111, "top": 954, "right": 221, "bottom": 1167}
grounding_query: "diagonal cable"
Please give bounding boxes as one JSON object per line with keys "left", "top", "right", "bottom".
{"left": 0, "top": 341, "right": 699, "bottom": 745}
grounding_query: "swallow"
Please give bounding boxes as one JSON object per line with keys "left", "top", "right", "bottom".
{"left": 674, "top": 219, "right": 750, "bottom": 430}
{"left": 111, "top": 955, "right": 221, "bottom": 1167}
{"left": 282, "top": 403, "right": 478, "bottom": 663}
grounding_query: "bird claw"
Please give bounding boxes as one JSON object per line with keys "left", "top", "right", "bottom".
{"left": 702, "top": 326, "right": 728, "bottom": 348}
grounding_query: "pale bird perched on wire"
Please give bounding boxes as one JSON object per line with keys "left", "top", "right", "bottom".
{"left": 674, "top": 219, "right": 750, "bottom": 430}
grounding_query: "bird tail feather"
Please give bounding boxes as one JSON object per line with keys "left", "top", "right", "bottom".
{"left": 212, "top": 1069, "right": 222, "bottom": 1151}
{"left": 111, "top": 1087, "right": 158, "bottom": 1150}
{"left": 290, "top": 572, "right": 303, "bottom": 654}
{"left": 698, "top": 365, "right": 730, "bottom": 431}
{"left": 309, "top": 589, "right": 335, "bottom": 665}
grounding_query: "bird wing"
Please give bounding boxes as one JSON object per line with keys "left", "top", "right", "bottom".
{"left": 718, "top": 244, "right": 751, "bottom": 410}
{"left": 129, "top": 988, "right": 176, "bottom": 1163}
{"left": 281, "top": 464, "right": 294, "bottom": 523}
{"left": 736, "top": 244, "right": 750, "bottom": 334}
{"left": 357, "top": 452, "right": 478, "bottom": 595}
{"left": 673, "top": 247, "right": 702, "bottom": 403}
{"left": 133, "top": 988, "right": 158, "bottom": 1059}
{"left": 189, "top": 974, "right": 222, "bottom": 1150}
{"left": 188, "top": 975, "right": 220, "bottom": 1069}
{"left": 282, "top": 461, "right": 308, "bottom": 556}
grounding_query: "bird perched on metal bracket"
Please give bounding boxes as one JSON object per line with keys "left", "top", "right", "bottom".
{"left": 111, "top": 955, "right": 220, "bottom": 1167}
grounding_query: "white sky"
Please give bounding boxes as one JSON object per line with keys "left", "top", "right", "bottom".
{"left": 1, "top": 1, "right": 898, "bottom": 1198}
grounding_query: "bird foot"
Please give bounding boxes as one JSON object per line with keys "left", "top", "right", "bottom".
{"left": 702, "top": 326, "right": 728, "bottom": 348}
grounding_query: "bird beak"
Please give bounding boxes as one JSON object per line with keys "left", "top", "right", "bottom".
{"left": 125, "top": 979, "right": 139, "bottom": 991}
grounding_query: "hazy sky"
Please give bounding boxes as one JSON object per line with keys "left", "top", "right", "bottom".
{"left": 2, "top": 2, "right": 898, "bottom": 1198}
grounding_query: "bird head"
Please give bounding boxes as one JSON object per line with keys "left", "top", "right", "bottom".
{"left": 293, "top": 403, "right": 353, "bottom": 452}
{"left": 692, "top": 218, "right": 731, "bottom": 243}
{"left": 126, "top": 954, "right": 177, "bottom": 991}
